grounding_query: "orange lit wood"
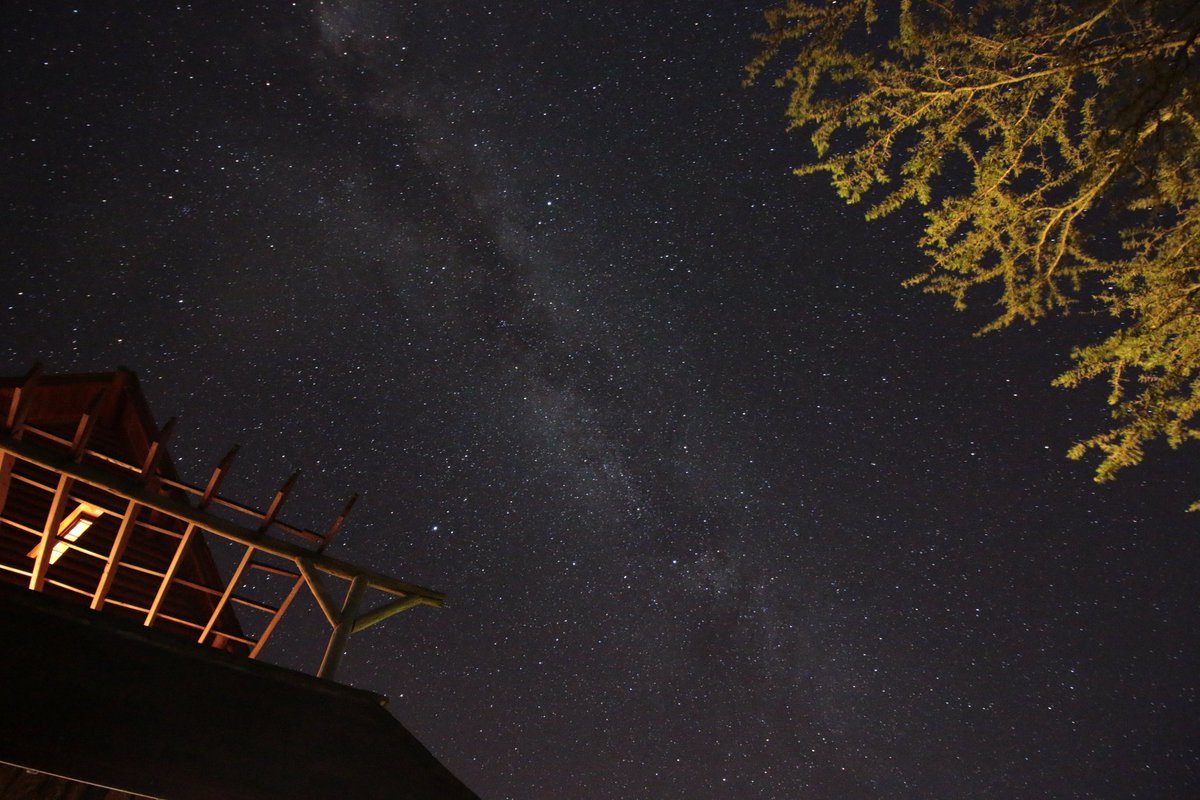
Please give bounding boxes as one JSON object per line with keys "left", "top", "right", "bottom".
{"left": 250, "top": 494, "right": 357, "bottom": 659}
{"left": 0, "top": 452, "right": 14, "bottom": 514}
{"left": 0, "top": 416, "right": 445, "bottom": 681}
{"left": 230, "top": 594, "right": 278, "bottom": 614}
{"left": 260, "top": 471, "right": 300, "bottom": 531}
{"left": 95, "top": 417, "right": 174, "bottom": 609}
{"left": 139, "top": 416, "right": 175, "bottom": 480}
{"left": 249, "top": 574, "right": 304, "bottom": 660}
{"left": 29, "top": 473, "right": 72, "bottom": 591}
{"left": 6, "top": 362, "right": 42, "bottom": 436}
{"left": 69, "top": 391, "right": 105, "bottom": 462}
{"left": 18, "top": 424, "right": 325, "bottom": 545}
{"left": 201, "top": 445, "right": 239, "bottom": 506}
{"left": 0, "top": 433, "right": 445, "bottom": 603}
{"left": 91, "top": 499, "right": 141, "bottom": 610}
{"left": 198, "top": 546, "right": 255, "bottom": 645}
{"left": 298, "top": 557, "right": 339, "bottom": 627}
{"left": 319, "top": 494, "right": 357, "bottom": 551}
{"left": 145, "top": 522, "right": 198, "bottom": 627}
{"left": 248, "top": 560, "right": 300, "bottom": 578}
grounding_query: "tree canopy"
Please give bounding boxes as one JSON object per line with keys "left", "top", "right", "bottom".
{"left": 747, "top": 0, "right": 1200, "bottom": 495}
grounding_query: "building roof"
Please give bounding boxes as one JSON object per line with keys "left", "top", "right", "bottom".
{"left": 0, "top": 366, "right": 479, "bottom": 799}
{"left": 0, "top": 582, "right": 479, "bottom": 800}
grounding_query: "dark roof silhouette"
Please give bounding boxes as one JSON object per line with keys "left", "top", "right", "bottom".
{"left": 0, "top": 582, "right": 479, "bottom": 800}
{"left": 0, "top": 366, "right": 479, "bottom": 799}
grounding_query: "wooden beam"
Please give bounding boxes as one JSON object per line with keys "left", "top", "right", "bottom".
{"left": 250, "top": 575, "right": 305, "bottom": 660}
{"left": 198, "top": 545, "right": 255, "bottom": 644}
{"left": 201, "top": 445, "right": 239, "bottom": 507}
{"left": 0, "top": 431, "right": 446, "bottom": 604}
{"left": 92, "top": 416, "right": 177, "bottom": 610}
{"left": 145, "top": 522, "right": 197, "bottom": 627}
{"left": 29, "top": 473, "right": 72, "bottom": 591}
{"left": 90, "top": 499, "right": 141, "bottom": 610}
{"left": 69, "top": 391, "right": 105, "bottom": 462}
{"left": 248, "top": 560, "right": 299, "bottom": 578}
{"left": 352, "top": 595, "right": 431, "bottom": 634}
{"left": 317, "top": 575, "right": 367, "bottom": 681}
{"left": 319, "top": 494, "right": 358, "bottom": 553}
{"left": 261, "top": 470, "right": 300, "bottom": 531}
{"left": 140, "top": 416, "right": 176, "bottom": 479}
{"left": 230, "top": 594, "right": 278, "bottom": 614}
{"left": 6, "top": 428, "right": 315, "bottom": 546}
{"left": 30, "top": 395, "right": 114, "bottom": 588}
{"left": 249, "top": 493, "right": 354, "bottom": 659}
{"left": 0, "top": 452, "right": 14, "bottom": 515}
{"left": 298, "top": 557, "right": 339, "bottom": 627}
{"left": 6, "top": 362, "right": 42, "bottom": 435}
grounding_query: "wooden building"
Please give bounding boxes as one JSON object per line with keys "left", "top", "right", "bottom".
{"left": 0, "top": 366, "right": 479, "bottom": 800}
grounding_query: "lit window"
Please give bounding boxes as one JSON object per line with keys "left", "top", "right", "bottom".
{"left": 27, "top": 502, "right": 105, "bottom": 564}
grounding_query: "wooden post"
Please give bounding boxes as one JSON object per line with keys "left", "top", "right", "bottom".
{"left": 317, "top": 575, "right": 367, "bottom": 681}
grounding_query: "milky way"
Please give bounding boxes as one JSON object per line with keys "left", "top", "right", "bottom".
{"left": 3, "top": 3, "right": 1199, "bottom": 798}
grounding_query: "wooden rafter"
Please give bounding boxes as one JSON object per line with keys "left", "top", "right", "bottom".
{"left": 69, "top": 391, "right": 105, "bottom": 462}
{"left": 260, "top": 470, "right": 300, "bottom": 531}
{"left": 0, "top": 431, "right": 444, "bottom": 604}
{"left": 0, "top": 373, "right": 447, "bottom": 682}
{"left": 249, "top": 494, "right": 357, "bottom": 659}
{"left": 249, "top": 572, "right": 304, "bottom": 659}
{"left": 198, "top": 470, "right": 301, "bottom": 646}
{"left": 139, "top": 416, "right": 175, "bottom": 479}
{"left": 146, "top": 522, "right": 198, "bottom": 627}
{"left": 5, "top": 362, "right": 42, "bottom": 436}
{"left": 91, "top": 499, "right": 141, "bottom": 610}
{"left": 92, "top": 417, "right": 175, "bottom": 610}
{"left": 28, "top": 473, "right": 72, "bottom": 592}
{"left": 352, "top": 596, "right": 431, "bottom": 634}
{"left": 199, "top": 546, "right": 255, "bottom": 645}
{"left": 201, "top": 445, "right": 239, "bottom": 505}
{"left": 319, "top": 494, "right": 357, "bottom": 553}
{"left": 146, "top": 445, "right": 236, "bottom": 628}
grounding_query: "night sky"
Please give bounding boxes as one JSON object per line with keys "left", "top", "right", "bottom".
{"left": 3, "top": 3, "right": 1199, "bottom": 799}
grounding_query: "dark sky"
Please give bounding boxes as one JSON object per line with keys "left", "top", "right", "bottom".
{"left": 3, "top": 3, "right": 1199, "bottom": 798}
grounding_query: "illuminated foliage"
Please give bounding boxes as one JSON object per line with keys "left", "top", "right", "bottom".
{"left": 748, "top": 0, "right": 1200, "bottom": 493}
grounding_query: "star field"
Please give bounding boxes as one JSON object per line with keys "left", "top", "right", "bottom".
{"left": 2, "top": 3, "right": 1199, "bottom": 798}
